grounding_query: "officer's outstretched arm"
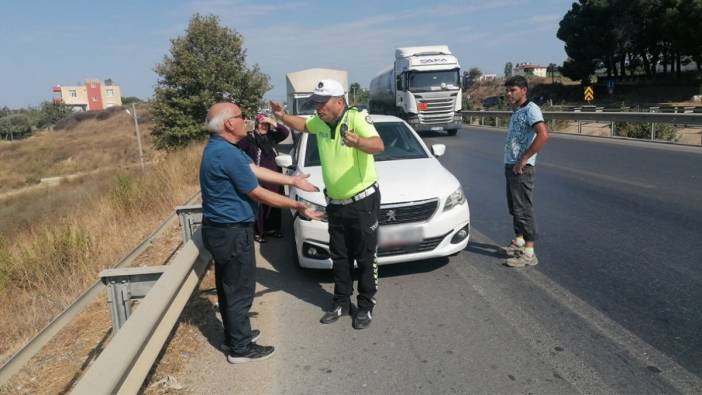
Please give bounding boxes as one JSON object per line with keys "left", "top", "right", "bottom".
{"left": 270, "top": 100, "right": 309, "bottom": 133}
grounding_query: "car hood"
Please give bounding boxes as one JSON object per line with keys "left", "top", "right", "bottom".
{"left": 297, "top": 158, "right": 460, "bottom": 205}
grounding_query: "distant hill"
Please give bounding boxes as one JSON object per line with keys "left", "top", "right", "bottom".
{"left": 0, "top": 104, "right": 159, "bottom": 194}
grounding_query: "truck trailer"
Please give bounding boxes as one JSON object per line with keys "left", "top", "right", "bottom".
{"left": 285, "top": 68, "right": 349, "bottom": 116}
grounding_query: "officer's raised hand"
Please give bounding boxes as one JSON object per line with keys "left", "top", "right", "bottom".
{"left": 269, "top": 100, "right": 285, "bottom": 118}
{"left": 292, "top": 173, "right": 320, "bottom": 192}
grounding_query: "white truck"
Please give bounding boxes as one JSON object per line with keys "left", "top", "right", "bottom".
{"left": 285, "top": 68, "right": 349, "bottom": 115}
{"left": 369, "top": 46, "right": 463, "bottom": 135}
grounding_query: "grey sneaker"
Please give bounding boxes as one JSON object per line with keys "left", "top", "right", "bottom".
{"left": 505, "top": 253, "right": 538, "bottom": 268}
{"left": 227, "top": 343, "right": 275, "bottom": 364}
{"left": 500, "top": 241, "right": 525, "bottom": 258}
{"left": 220, "top": 329, "right": 260, "bottom": 352}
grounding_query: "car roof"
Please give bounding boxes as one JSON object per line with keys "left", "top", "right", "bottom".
{"left": 367, "top": 114, "right": 404, "bottom": 123}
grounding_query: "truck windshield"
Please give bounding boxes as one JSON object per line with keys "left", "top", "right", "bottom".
{"left": 407, "top": 69, "right": 460, "bottom": 92}
{"left": 294, "top": 97, "right": 317, "bottom": 115}
{"left": 304, "top": 121, "right": 428, "bottom": 166}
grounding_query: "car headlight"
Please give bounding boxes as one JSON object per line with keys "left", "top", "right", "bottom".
{"left": 443, "top": 187, "right": 466, "bottom": 212}
{"left": 296, "top": 196, "right": 328, "bottom": 222}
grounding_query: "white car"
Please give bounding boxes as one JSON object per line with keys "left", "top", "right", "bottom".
{"left": 276, "top": 114, "right": 470, "bottom": 269}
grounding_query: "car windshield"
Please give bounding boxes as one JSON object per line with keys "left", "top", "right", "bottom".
{"left": 304, "top": 121, "right": 428, "bottom": 167}
{"left": 294, "top": 97, "right": 317, "bottom": 115}
{"left": 407, "top": 69, "right": 460, "bottom": 92}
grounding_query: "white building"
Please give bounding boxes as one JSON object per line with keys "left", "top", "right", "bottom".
{"left": 513, "top": 63, "right": 548, "bottom": 78}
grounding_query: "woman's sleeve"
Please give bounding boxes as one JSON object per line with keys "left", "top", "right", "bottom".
{"left": 237, "top": 136, "right": 256, "bottom": 161}
{"left": 272, "top": 123, "right": 290, "bottom": 143}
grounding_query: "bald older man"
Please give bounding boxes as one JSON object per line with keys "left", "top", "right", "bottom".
{"left": 200, "top": 102, "right": 322, "bottom": 364}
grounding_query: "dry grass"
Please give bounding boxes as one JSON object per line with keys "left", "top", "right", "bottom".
{"left": 0, "top": 104, "right": 160, "bottom": 194}
{"left": 0, "top": 107, "right": 204, "bottom": 367}
{"left": 0, "top": 223, "right": 188, "bottom": 395}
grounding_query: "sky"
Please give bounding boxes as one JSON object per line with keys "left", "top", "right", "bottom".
{"left": 0, "top": 0, "right": 573, "bottom": 108}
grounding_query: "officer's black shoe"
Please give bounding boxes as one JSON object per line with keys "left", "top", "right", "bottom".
{"left": 320, "top": 305, "right": 349, "bottom": 324}
{"left": 353, "top": 310, "right": 372, "bottom": 330}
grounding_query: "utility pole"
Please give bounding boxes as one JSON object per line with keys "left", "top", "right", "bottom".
{"left": 126, "top": 103, "right": 145, "bottom": 171}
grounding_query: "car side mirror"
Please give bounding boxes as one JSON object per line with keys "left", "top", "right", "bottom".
{"left": 275, "top": 154, "right": 295, "bottom": 169}
{"left": 431, "top": 144, "right": 446, "bottom": 157}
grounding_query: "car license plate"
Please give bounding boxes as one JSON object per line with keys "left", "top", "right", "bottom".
{"left": 378, "top": 226, "right": 423, "bottom": 247}
{"left": 431, "top": 126, "right": 443, "bottom": 131}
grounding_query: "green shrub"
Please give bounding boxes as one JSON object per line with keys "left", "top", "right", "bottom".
{"left": 616, "top": 122, "right": 679, "bottom": 141}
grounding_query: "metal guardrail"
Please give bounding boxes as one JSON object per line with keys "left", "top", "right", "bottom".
{"left": 0, "top": 192, "right": 201, "bottom": 388}
{"left": 461, "top": 110, "right": 702, "bottom": 125}
{"left": 72, "top": 207, "right": 208, "bottom": 394}
{"left": 461, "top": 110, "right": 702, "bottom": 144}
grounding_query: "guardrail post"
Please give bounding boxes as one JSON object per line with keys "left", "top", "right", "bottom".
{"left": 578, "top": 120, "right": 582, "bottom": 134}
{"left": 100, "top": 266, "right": 167, "bottom": 333}
{"left": 651, "top": 123, "right": 655, "bottom": 140}
{"left": 496, "top": 117, "right": 500, "bottom": 128}
{"left": 611, "top": 121, "right": 615, "bottom": 137}
{"left": 176, "top": 205, "right": 204, "bottom": 243}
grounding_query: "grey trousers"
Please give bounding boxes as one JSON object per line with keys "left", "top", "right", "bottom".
{"left": 505, "top": 164, "right": 537, "bottom": 242}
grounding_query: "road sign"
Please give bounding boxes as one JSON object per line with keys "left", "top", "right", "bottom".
{"left": 584, "top": 86, "right": 594, "bottom": 102}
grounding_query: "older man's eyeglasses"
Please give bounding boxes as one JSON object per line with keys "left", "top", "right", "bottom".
{"left": 227, "top": 112, "right": 246, "bottom": 121}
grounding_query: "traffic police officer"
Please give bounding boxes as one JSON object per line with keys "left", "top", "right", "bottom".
{"left": 270, "top": 79, "right": 385, "bottom": 329}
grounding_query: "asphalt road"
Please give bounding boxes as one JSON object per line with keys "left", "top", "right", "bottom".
{"left": 424, "top": 127, "right": 702, "bottom": 378}
{"left": 180, "top": 128, "right": 702, "bottom": 394}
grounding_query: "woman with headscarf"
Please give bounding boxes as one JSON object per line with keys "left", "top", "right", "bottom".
{"left": 238, "top": 113, "right": 291, "bottom": 242}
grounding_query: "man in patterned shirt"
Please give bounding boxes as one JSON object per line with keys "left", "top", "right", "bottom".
{"left": 501, "top": 75, "right": 549, "bottom": 268}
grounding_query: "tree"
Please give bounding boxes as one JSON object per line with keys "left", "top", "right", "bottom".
{"left": 121, "top": 96, "right": 143, "bottom": 106}
{"left": 504, "top": 62, "right": 513, "bottom": 78}
{"left": 557, "top": 0, "right": 702, "bottom": 81}
{"left": 36, "top": 101, "right": 72, "bottom": 128}
{"left": 0, "top": 114, "right": 32, "bottom": 140}
{"left": 547, "top": 63, "right": 559, "bottom": 83}
{"left": 464, "top": 67, "right": 483, "bottom": 88}
{"left": 151, "top": 14, "right": 271, "bottom": 149}
{"left": 349, "top": 82, "right": 369, "bottom": 106}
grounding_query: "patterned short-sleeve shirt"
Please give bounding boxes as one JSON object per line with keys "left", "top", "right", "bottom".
{"left": 504, "top": 101, "right": 544, "bottom": 165}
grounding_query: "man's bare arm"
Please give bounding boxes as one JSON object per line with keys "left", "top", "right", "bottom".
{"left": 247, "top": 187, "right": 322, "bottom": 220}
{"left": 249, "top": 164, "right": 319, "bottom": 192}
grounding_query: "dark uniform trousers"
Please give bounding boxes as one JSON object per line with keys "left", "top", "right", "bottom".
{"left": 326, "top": 189, "right": 381, "bottom": 312}
{"left": 202, "top": 222, "right": 256, "bottom": 353}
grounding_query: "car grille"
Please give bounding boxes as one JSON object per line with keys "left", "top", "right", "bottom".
{"left": 417, "top": 96, "right": 457, "bottom": 125}
{"left": 379, "top": 199, "right": 438, "bottom": 225}
{"left": 377, "top": 232, "right": 449, "bottom": 257}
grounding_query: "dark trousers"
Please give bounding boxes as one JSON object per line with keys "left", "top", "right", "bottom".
{"left": 202, "top": 223, "right": 256, "bottom": 353}
{"left": 326, "top": 190, "right": 381, "bottom": 312}
{"left": 255, "top": 203, "right": 282, "bottom": 236}
{"left": 505, "top": 164, "right": 538, "bottom": 242}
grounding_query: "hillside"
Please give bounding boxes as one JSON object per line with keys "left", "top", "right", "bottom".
{"left": 0, "top": 104, "right": 161, "bottom": 194}
{"left": 465, "top": 77, "right": 702, "bottom": 109}
{"left": 0, "top": 105, "right": 202, "bottom": 374}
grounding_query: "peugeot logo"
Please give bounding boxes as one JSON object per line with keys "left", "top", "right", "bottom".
{"left": 386, "top": 210, "right": 397, "bottom": 222}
